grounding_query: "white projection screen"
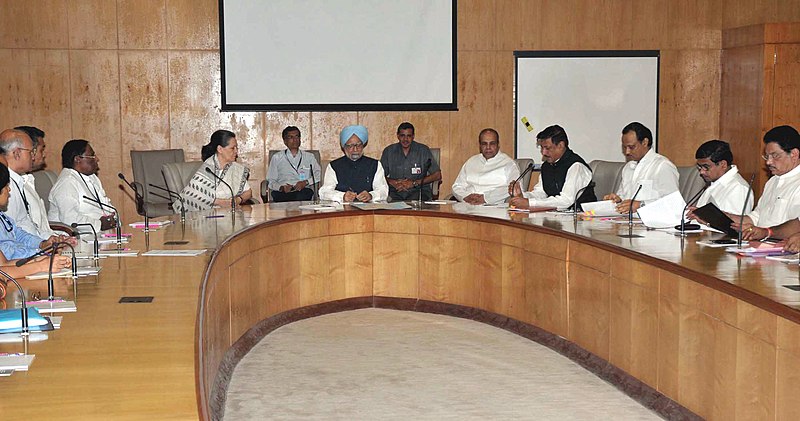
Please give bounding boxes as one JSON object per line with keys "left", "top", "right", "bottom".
{"left": 219, "top": 0, "right": 457, "bottom": 111}
{"left": 515, "top": 51, "right": 659, "bottom": 163}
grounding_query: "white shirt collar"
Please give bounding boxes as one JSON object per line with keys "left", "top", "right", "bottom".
{"left": 776, "top": 163, "right": 800, "bottom": 179}
{"left": 711, "top": 165, "right": 739, "bottom": 186}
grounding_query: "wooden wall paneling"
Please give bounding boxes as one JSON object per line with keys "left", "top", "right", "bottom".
{"left": 275, "top": 217, "right": 328, "bottom": 244}
{"left": 119, "top": 50, "right": 170, "bottom": 178}
{"left": 67, "top": 0, "right": 119, "bottom": 49}
{"left": 776, "top": 317, "right": 800, "bottom": 419}
{"left": 736, "top": 300, "right": 778, "bottom": 345}
{"left": 521, "top": 252, "right": 567, "bottom": 337}
{"left": 23, "top": 50, "right": 72, "bottom": 172}
{"left": 772, "top": 44, "right": 800, "bottom": 128}
{"left": 494, "top": 0, "right": 542, "bottom": 51}
{"left": 666, "top": 0, "right": 723, "bottom": 50}
{"left": 373, "top": 214, "right": 418, "bottom": 234}
{"left": 327, "top": 214, "right": 373, "bottom": 236}
{"left": 457, "top": 0, "right": 496, "bottom": 51}
{"left": 277, "top": 238, "right": 306, "bottom": 307}
{"left": 202, "top": 247, "right": 231, "bottom": 399}
{"left": 309, "top": 112, "right": 358, "bottom": 163}
{"left": 228, "top": 252, "right": 259, "bottom": 341}
{"left": 475, "top": 238, "right": 503, "bottom": 311}
{"left": 418, "top": 216, "right": 481, "bottom": 240}
{"left": 0, "top": 50, "right": 22, "bottom": 130}
{"left": 720, "top": 44, "right": 767, "bottom": 190}
{"left": 776, "top": 1, "right": 800, "bottom": 22}
{"left": 166, "top": 0, "right": 219, "bottom": 50}
{"left": 493, "top": 52, "right": 516, "bottom": 160}
{"left": 567, "top": 263, "right": 610, "bottom": 359}
{"left": 118, "top": 0, "right": 167, "bottom": 50}
{"left": 0, "top": 1, "right": 69, "bottom": 49}
{"left": 69, "top": 50, "right": 126, "bottom": 220}
{"left": 495, "top": 244, "right": 526, "bottom": 320}
{"left": 373, "top": 233, "right": 419, "bottom": 298}
{"left": 538, "top": 0, "right": 632, "bottom": 50}
{"left": 722, "top": 0, "right": 779, "bottom": 29}
{"left": 418, "top": 235, "right": 481, "bottom": 307}
{"left": 657, "top": 49, "right": 722, "bottom": 167}
{"left": 608, "top": 257, "right": 659, "bottom": 388}
{"left": 630, "top": 0, "right": 670, "bottom": 50}
{"left": 567, "top": 240, "right": 611, "bottom": 273}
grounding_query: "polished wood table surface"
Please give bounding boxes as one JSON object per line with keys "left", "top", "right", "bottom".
{"left": 2, "top": 202, "right": 799, "bottom": 420}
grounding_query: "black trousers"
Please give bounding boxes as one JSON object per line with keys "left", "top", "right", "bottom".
{"left": 270, "top": 188, "right": 315, "bottom": 202}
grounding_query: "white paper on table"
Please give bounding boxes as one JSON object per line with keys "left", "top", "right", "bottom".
{"left": 637, "top": 191, "right": 687, "bottom": 229}
{"left": 580, "top": 200, "right": 623, "bottom": 217}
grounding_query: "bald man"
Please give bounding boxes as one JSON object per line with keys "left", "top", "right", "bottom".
{"left": 0, "top": 129, "right": 55, "bottom": 239}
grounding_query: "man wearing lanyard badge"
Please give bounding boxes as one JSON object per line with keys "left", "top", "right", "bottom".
{"left": 266, "top": 126, "right": 321, "bottom": 202}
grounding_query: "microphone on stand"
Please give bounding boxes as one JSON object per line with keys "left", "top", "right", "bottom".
{"left": 618, "top": 184, "right": 644, "bottom": 238}
{"left": 571, "top": 181, "right": 596, "bottom": 213}
{"left": 82, "top": 195, "right": 122, "bottom": 249}
{"left": 309, "top": 164, "right": 318, "bottom": 204}
{"left": 205, "top": 167, "right": 236, "bottom": 211}
{"left": 71, "top": 223, "right": 99, "bottom": 264}
{"left": 119, "top": 173, "right": 148, "bottom": 233}
{"left": 15, "top": 243, "right": 56, "bottom": 267}
{"left": 148, "top": 183, "right": 186, "bottom": 224}
{"left": 15, "top": 243, "right": 59, "bottom": 301}
{"left": 417, "top": 158, "right": 432, "bottom": 207}
{"left": 738, "top": 173, "right": 757, "bottom": 248}
{"left": 0, "top": 269, "right": 30, "bottom": 338}
{"left": 508, "top": 163, "right": 535, "bottom": 201}
{"left": 675, "top": 185, "right": 708, "bottom": 235}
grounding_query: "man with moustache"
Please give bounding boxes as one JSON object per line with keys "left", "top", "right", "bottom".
{"left": 380, "top": 122, "right": 442, "bottom": 202}
{"left": 319, "top": 125, "right": 388, "bottom": 203}
{"left": 603, "top": 122, "right": 679, "bottom": 213}
{"left": 267, "top": 126, "right": 321, "bottom": 202}
{"left": 508, "top": 125, "right": 595, "bottom": 210}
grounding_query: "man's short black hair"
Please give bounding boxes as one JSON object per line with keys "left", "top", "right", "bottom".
{"left": 763, "top": 125, "right": 800, "bottom": 153}
{"left": 622, "top": 122, "right": 653, "bottom": 148}
{"left": 282, "top": 126, "right": 300, "bottom": 140}
{"left": 14, "top": 126, "right": 45, "bottom": 149}
{"left": 536, "top": 125, "right": 569, "bottom": 146}
{"left": 695, "top": 140, "right": 733, "bottom": 165}
{"left": 0, "top": 162, "right": 9, "bottom": 189}
{"left": 397, "top": 122, "right": 415, "bottom": 134}
{"left": 62, "top": 139, "right": 89, "bottom": 169}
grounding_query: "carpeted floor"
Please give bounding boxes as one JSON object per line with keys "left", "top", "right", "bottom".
{"left": 224, "top": 308, "right": 661, "bottom": 420}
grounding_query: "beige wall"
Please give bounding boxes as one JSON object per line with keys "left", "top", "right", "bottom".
{"left": 1, "top": 0, "right": 799, "bottom": 220}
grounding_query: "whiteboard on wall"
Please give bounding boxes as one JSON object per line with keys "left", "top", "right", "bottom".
{"left": 514, "top": 51, "right": 659, "bottom": 163}
{"left": 219, "top": 0, "right": 456, "bottom": 112}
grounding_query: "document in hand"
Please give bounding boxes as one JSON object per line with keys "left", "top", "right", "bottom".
{"left": 580, "top": 200, "right": 623, "bottom": 217}
{"left": 637, "top": 191, "right": 686, "bottom": 228}
{"left": 692, "top": 203, "right": 739, "bottom": 237}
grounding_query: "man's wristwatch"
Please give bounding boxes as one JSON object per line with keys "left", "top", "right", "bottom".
{"left": 413, "top": 180, "right": 420, "bottom": 187}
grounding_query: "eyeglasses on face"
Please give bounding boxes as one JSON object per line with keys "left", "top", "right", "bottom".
{"left": 762, "top": 151, "right": 787, "bottom": 161}
{"left": 78, "top": 155, "right": 98, "bottom": 160}
{"left": 344, "top": 143, "right": 364, "bottom": 150}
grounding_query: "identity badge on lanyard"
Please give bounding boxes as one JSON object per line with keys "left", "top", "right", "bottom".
{"left": 298, "top": 167, "right": 309, "bottom": 181}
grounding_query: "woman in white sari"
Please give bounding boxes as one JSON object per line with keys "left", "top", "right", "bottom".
{"left": 175, "top": 130, "right": 252, "bottom": 212}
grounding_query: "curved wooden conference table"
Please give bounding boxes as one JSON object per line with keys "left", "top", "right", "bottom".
{"left": 2, "top": 202, "right": 800, "bottom": 420}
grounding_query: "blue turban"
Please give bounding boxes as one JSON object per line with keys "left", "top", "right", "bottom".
{"left": 339, "top": 125, "right": 368, "bottom": 147}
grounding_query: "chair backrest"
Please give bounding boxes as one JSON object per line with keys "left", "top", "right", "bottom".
{"left": 677, "top": 165, "right": 706, "bottom": 202}
{"left": 589, "top": 160, "right": 626, "bottom": 199}
{"left": 32, "top": 169, "right": 59, "bottom": 213}
{"left": 514, "top": 158, "right": 534, "bottom": 191}
{"left": 161, "top": 161, "right": 203, "bottom": 197}
{"left": 430, "top": 148, "right": 441, "bottom": 199}
{"left": 131, "top": 149, "right": 185, "bottom": 206}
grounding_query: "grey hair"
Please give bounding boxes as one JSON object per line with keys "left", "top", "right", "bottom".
{"left": 0, "top": 134, "right": 25, "bottom": 155}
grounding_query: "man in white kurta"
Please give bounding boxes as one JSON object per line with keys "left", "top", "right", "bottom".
{"left": 48, "top": 140, "right": 116, "bottom": 232}
{"left": 604, "top": 122, "right": 679, "bottom": 213}
{"left": 691, "top": 140, "right": 753, "bottom": 215}
{"left": 452, "top": 128, "right": 520, "bottom": 205}
{"left": 0, "top": 129, "right": 55, "bottom": 239}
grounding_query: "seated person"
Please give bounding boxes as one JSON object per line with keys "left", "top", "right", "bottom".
{"left": 733, "top": 126, "right": 800, "bottom": 240}
{"left": 267, "top": 126, "right": 321, "bottom": 202}
{"left": 48, "top": 139, "right": 116, "bottom": 232}
{"left": 686, "top": 140, "right": 753, "bottom": 221}
{"left": 604, "top": 122, "right": 679, "bottom": 213}
{"left": 452, "top": 128, "right": 520, "bottom": 205}
{"left": 508, "top": 125, "right": 595, "bottom": 210}
{"left": 176, "top": 129, "right": 253, "bottom": 212}
{"left": 0, "top": 162, "right": 72, "bottom": 260}
{"left": 0, "top": 128, "right": 55, "bottom": 239}
{"left": 380, "top": 122, "right": 442, "bottom": 201}
{"left": 319, "top": 125, "right": 388, "bottom": 203}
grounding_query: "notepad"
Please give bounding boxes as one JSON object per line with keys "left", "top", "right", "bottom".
{"left": 25, "top": 267, "right": 101, "bottom": 280}
{"left": 142, "top": 249, "right": 207, "bottom": 257}
{"left": 27, "top": 300, "right": 77, "bottom": 313}
{"left": 98, "top": 249, "right": 139, "bottom": 257}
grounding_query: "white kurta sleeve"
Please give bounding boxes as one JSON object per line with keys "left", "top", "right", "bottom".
{"left": 319, "top": 164, "right": 345, "bottom": 203}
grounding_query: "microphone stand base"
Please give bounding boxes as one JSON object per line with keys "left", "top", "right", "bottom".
{"left": 617, "top": 233, "right": 644, "bottom": 238}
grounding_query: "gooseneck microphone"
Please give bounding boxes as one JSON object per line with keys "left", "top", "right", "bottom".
{"left": 738, "top": 173, "right": 757, "bottom": 248}
{"left": 205, "top": 167, "right": 236, "bottom": 210}
{"left": 417, "top": 158, "right": 432, "bottom": 205}
{"left": 618, "top": 185, "right": 644, "bottom": 239}
{"left": 71, "top": 222, "right": 99, "bottom": 263}
{"left": 15, "top": 243, "right": 57, "bottom": 267}
{"left": 148, "top": 183, "right": 186, "bottom": 223}
{"left": 511, "top": 163, "right": 535, "bottom": 195}
{"left": 82, "top": 195, "right": 122, "bottom": 248}
{"left": 119, "top": 173, "right": 148, "bottom": 232}
{"left": 572, "top": 181, "right": 596, "bottom": 213}
{"left": 310, "top": 164, "right": 318, "bottom": 204}
{"left": 676, "top": 185, "right": 708, "bottom": 235}
{"left": 0, "top": 269, "right": 29, "bottom": 336}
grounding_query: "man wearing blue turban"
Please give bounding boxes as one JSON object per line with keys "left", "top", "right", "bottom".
{"left": 319, "top": 125, "right": 389, "bottom": 202}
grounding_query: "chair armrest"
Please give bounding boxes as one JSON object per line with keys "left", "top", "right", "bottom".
{"left": 49, "top": 222, "right": 76, "bottom": 236}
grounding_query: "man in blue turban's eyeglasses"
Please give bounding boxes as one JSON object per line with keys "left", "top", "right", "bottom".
{"left": 319, "top": 125, "right": 389, "bottom": 203}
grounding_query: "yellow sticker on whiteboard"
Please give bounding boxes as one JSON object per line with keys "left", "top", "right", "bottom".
{"left": 521, "top": 117, "right": 533, "bottom": 132}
